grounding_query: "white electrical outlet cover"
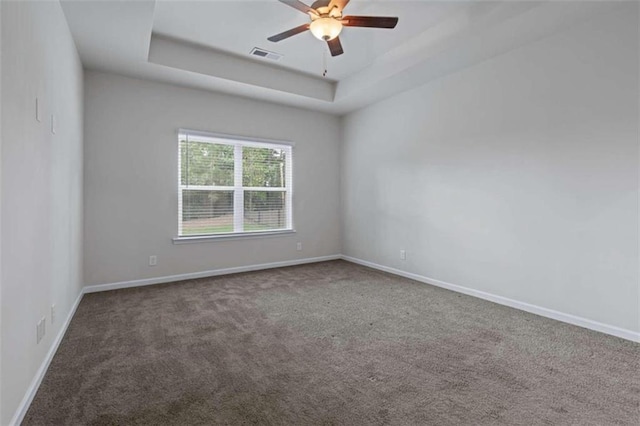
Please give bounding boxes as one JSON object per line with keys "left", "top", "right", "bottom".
{"left": 36, "top": 97, "right": 42, "bottom": 122}
{"left": 51, "top": 114, "right": 56, "bottom": 134}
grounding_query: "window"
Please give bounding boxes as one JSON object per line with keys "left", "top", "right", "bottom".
{"left": 178, "top": 130, "right": 293, "bottom": 238}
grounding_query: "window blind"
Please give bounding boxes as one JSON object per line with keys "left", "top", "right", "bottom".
{"left": 178, "top": 130, "right": 293, "bottom": 237}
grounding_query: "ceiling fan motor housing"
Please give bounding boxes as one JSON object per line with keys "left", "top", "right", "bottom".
{"left": 310, "top": 0, "right": 343, "bottom": 19}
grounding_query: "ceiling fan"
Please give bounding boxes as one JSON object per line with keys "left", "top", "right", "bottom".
{"left": 268, "top": 0, "right": 398, "bottom": 57}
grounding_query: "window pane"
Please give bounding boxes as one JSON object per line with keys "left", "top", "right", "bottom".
{"left": 181, "top": 140, "right": 234, "bottom": 186}
{"left": 242, "top": 146, "right": 286, "bottom": 188}
{"left": 181, "top": 189, "right": 234, "bottom": 235}
{"left": 178, "top": 132, "right": 293, "bottom": 237}
{"left": 244, "top": 190, "right": 286, "bottom": 231}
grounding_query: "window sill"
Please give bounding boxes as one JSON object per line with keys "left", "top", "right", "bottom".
{"left": 172, "top": 229, "right": 296, "bottom": 244}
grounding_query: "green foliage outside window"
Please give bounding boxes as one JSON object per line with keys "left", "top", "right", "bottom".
{"left": 180, "top": 141, "right": 234, "bottom": 186}
{"left": 180, "top": 141, "right": 288, "bottom": 226}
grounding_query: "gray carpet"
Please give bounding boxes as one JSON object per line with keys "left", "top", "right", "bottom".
{"left": 24, "top": 260, "right": 639, "bottom": 425}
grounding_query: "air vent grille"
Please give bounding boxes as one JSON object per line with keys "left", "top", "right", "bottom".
{"left": 250, "top": 47, "right": 283, "bottom": 61}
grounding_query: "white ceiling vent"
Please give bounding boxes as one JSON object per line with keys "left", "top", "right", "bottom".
{"left": 250, "top": 47, "right": 283, "bottom": 61}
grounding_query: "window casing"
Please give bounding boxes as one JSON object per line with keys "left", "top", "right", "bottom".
{"left": 178, "top": 130, "right": 293, "bottom": 237}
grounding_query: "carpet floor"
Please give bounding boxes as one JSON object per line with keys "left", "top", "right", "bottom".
{"left": 24, "top": 260, "right": 639, "bottom": 425}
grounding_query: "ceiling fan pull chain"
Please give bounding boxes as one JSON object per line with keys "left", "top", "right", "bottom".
{"left": 322, "top": 49, "right": 328, "bottom": 77}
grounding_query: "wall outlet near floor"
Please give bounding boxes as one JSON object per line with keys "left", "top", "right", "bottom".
{"left": 296, "top": 242, "right": 302, "bottom": 251}
{"left": 400, "top": 249, "right": 406, "bottom": 260}
{"left": 35, "top": 97, "right": 42, "bottom": 122}
{"left": 51, "top": 304, "right": 56, "bottom": 324}
{"left": 36, "top": 317, "right": 46, "bottom": 344}
{"left": 149, "top": 255, "right": 157, "bottom": 266}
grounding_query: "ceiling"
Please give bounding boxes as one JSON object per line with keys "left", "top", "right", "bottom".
{"left": 152, "top": 0, "right": 467, "bottom": 81}
{"left": 60, "top": 0, "right": 621, "bottom": 115}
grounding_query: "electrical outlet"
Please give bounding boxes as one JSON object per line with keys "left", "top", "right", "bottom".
{"left": 149, "top": 255, "right": 157, "bottom": 266}
{"left": 35, "top": 97, "right": 42, "bottom": 122}
{"left": 296, "top": 242, "right": 302, "bottom": 251}
{"left": 51, "top": 304, "right": 56, "bottom": 324}
{"left": 36, "top": 317, "right": 46, "bottom": 344}
{"left": 51, "top": 114, "right": 57, "bottom": 134}
{"left": 400, "top": 249, "right": 406, "bottom": 260}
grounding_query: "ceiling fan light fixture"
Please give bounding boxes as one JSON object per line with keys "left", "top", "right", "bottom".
{"left": 309, "top": 17, "right": 342, "bottom": 41}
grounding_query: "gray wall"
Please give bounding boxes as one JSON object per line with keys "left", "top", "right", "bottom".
{"left": 83, "top": 72, "right": 341, "bottom": 286}
{"left": 1, "top": 1, "right": 84, "bottom": 423}
{"left": 341, "top": 5, "right": 639, "bottom": 332}
{"left": 0, "top": 1, "right": 3, "bottom": 421}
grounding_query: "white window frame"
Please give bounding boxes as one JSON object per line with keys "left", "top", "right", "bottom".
{"left": 175, "top": 129, "right": 294, "bottom": 243}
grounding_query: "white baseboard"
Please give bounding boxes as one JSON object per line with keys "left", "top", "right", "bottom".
{"left": 83, "top": 254, "right": 342, "bottom": 293}
{"left": 9, "top": 290, "right": 84, "bottom": 426}
{"left": 341, "top": 255, "right": 640, "bottom": 343}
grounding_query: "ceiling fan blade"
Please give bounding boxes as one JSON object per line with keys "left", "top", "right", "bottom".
{"left": 342, "top": 15, "right": 398, "bottom": 29}
{"left": 268, "top": 24, "right": 310, "bottom": 42}
{"left": 328, "top": 0, "right": 350, "bottom": 12}
{"left": 327, "top": 37, "right": 344, "bottom": 57}
{"left": 277, "top": 0, "right": 318, "bottom": 16}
